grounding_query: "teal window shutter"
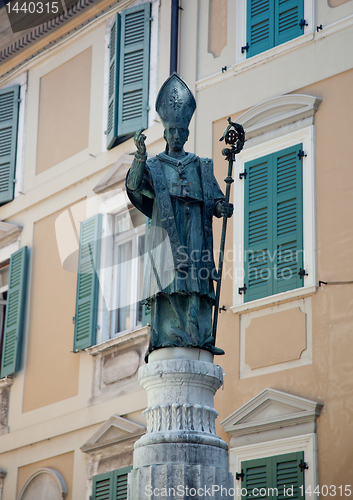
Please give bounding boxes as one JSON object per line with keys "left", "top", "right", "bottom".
{"left": 107, "top": 14, "right": 121, "bottom": 150}
{"left": 92, "top": 467, "right": 132, "bottom": 500}
{"left": 74, "top": 214, "right": 102, "bottom": 351}
{"left": 274, "top": 451, "right": 305, "bottom": 499}
{"left": 244, "top": 154, "right": 272, "bottom": 302}
{"left": 274, "top": 144, "right": 303, "bottom": 294}
{"left": 113, "top": 466, "right": 132, "bottom": 500}
{"left": 275, "top": 0, "right": 304, "bottom": 47}
{"left": 141, "top": 217, "right": 151, "bottom": 327}
{"left": 0, "top": 85, "right": 20, "bottom": 205}
{"left": 92, "top": 471, "right": 114, "bottom": 500}
{"left": 247, "top": 0, "right": 274, "bottom": 58}
{"left": 241, "top": 456, "right": 271, "bottom": 498}
{"left": 241, "top": 452, "right": 304, "bottom": 500}
{"left": 0, "top": 246, "right": 27, "bottom": 378}
{"left": 117, "top": 3, "right": 151, "bottom": 137}
{"left": 244, "top": 144, "right": 303, "bottom": 302}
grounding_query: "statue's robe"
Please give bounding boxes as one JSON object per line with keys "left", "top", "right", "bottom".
{"left": 126, "top": 151, "right": 224, "bottom": 355}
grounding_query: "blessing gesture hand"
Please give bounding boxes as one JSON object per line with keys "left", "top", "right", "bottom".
{"left": 134, "top": 128, "right": 147, "bottom": 155}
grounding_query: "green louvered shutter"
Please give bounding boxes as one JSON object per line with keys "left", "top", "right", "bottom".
{"left": 241, "top": 452, "right": 305, "bottom": 500}
{"left": 142, "top": 217, "right": 151, "bottom": 327}
{"left": 247, "top": 0, "right": 274, "bottom": 58}
{"left": 274, "top": 144, "right": 303, "bottom": 294}
{"left": 0, "top": 86, "right": 20, "bottom": 205}
{"left": 114, "top": 467, "right": 132, "bottom": 500}
{"left": 107, "top": 14, "right": 121, "bottom": 150}
{"left": 73, "top": 214, "right": 102, "bottom": 351}
{"left": 91, "top": 467, "right": 132, "bottom": 500}
{"left": 118, "top": 3, "right": 151, "bottom": 137}
{"left": 244, "top": 155, "right": 272, "bottom": 302}
{"left": 0, "top": 246, "right": 27, "bottom": 378}
{"left": 241, "top": 457, "right": 270, "bottom": 499}
{"left": 275, "top": 0, "right": 304, "bottom": 47}
{"left": 274, "top": 452, "right": 304, "bottom": 499}
{"left": 92, "top": 471, "right": 114, "bottom": 500}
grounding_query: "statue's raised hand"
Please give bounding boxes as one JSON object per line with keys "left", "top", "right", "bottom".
{"left": 134, "top": 128, "right": 147, "bottom": 156}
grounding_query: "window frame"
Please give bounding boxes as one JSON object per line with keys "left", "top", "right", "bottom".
{"left": 232, "top": 125, "right": 316, "bottom": 313}
{"left": 230, "top": 434, "right": 318, "bottom": 500}
{"left": 235, "top": 0, "right": 315, "bottom": 66}
{"left": 102, "top": 0, "right": 159, "bottom": 152}
{"left": 111, "top": 209, "right": 146, "bottom": 337}
{"left": 96, "top": 191, "right": 149, "bottom": 345}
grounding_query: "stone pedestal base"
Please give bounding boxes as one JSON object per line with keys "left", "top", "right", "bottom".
{"left": 128, "top": 348, "right": 234, "bottom": 500}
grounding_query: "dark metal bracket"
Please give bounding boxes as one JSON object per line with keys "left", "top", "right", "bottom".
{"left": 299, "top": 19, "right": 308, "bottom": 29}
{"left": 238, "top": 284, "right": 247, "bottom": 295}
{"left": 299, "top": 459, "right": 309, "bottom": 472}
{"left": 298, "top": 150, "right": 307, "bottom": 160}
{"left": 298, "top": 268, "right": 308, "bottom": 279}
{"left": 316, "top": 24, "right": 323, "bottom": 32}
{"left": 239, "top": 169, "right": 247, "bottom": 180}
{"left": 241, "top": 43, "right": 249, "bottom": 53}
{"left": 222, "top": 66, "right": 228, "bottom": 73}
{"left": 236, "top": 471, "right": 244, "bottom": 481}
{"left": 219, "top": 305, "right": 226, "bottom": 313}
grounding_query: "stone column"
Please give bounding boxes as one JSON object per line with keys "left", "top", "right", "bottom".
{"left": 129, "top": 348, "right": 234, "bottom": 499}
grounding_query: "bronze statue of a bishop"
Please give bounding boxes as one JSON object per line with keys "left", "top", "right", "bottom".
{"left": 126, "top": 73, "right": 233, "bottom": 358}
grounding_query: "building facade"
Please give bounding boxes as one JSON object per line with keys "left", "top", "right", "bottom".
{"left": 0, "top": 0, "right": 352, "bottom": 498}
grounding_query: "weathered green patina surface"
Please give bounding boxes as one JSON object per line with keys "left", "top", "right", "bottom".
{"left": 126, "top": 73, "right": 233, "bottom": 358}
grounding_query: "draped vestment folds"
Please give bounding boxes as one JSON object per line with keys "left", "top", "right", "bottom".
{"left": 126, "top": 152, "right": 224, "bottom": 355}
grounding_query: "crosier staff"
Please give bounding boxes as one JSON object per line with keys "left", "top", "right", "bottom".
{"left": 212, "top": 118, "right": 245, "bottom": 342}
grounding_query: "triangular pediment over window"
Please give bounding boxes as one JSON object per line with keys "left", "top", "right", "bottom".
{"left": 238, "top": 94, "right": 321, "bottom": 140}
{"left": 0, "top": 221, "right": 22, "bottom": 249}
{"left": 221, "top": 388, "right": 323, "bottom": 440}
{"left": 81, "top": 415, "right": 145, "bottom": 453}
{"left": 93, "top": 154, "right": 134, "bottom": 194}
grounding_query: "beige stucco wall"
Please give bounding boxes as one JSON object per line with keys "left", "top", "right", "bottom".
{"left": 212, "top": 68, "right": 353, "bottom": 485}
{"left": 17, "top": 451, "right": 74, "bottom": 500}
{"left": 36, "top": 48, "right": 92, "bottom": 174}
{"left": 22, "top": 202, "right": 86, "bottom": 412}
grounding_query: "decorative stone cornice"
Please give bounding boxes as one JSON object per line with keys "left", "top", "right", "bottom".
{"left": 221, "top": 388, "right": 323, "bottom": 439}
{"left": 0, "top": 221, "right": 22, "bottom": 248}
{"left": 93, "top": 154, "right": 134, "bottom": 194}
{"left": 237, "top": 94, "right": 322, "bottom": 141}
{"left": 86, "top": 326, "right": 149, "bottom": 356}
{"left": 80, "top": 415, "right": 145, "bottom": 453}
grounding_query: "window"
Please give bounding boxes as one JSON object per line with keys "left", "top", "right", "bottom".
{"left": 232, "top": 94, "right": 320, "bottom": 312}
{"left": 239, "top": 452, "right": 305, "bottom": 499}
{"left": 92, "top": 467, "right": 132, "bottom": 500}
{"left": 222, "top": 389, "right": 322, "bottom": 496}
{"left": 236, "top": 0, "right": 314, "bottom": 64}
{"left": 246, "top": 0, "right": 304, "bottom": 58}
{"left": 0, "top": 247, "right": 28, "bottom": 378}
{"left": 244, "top": 144, "right": 303, "bottom": 302}
{"left": 107, "top": 3, "right": 151, "bottom": 150}
{"left": 112, "top": 208, "right": 148, "bottom": 336}
{"left": 73, "top": 207, "right": 150, "bottom": 351}
{"left": 0, "top": 85, "right": 20, "bottom": 205}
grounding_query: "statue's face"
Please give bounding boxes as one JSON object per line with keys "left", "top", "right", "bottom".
{"left": 164, "top": 126, "right": 189, "bottom": 152}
